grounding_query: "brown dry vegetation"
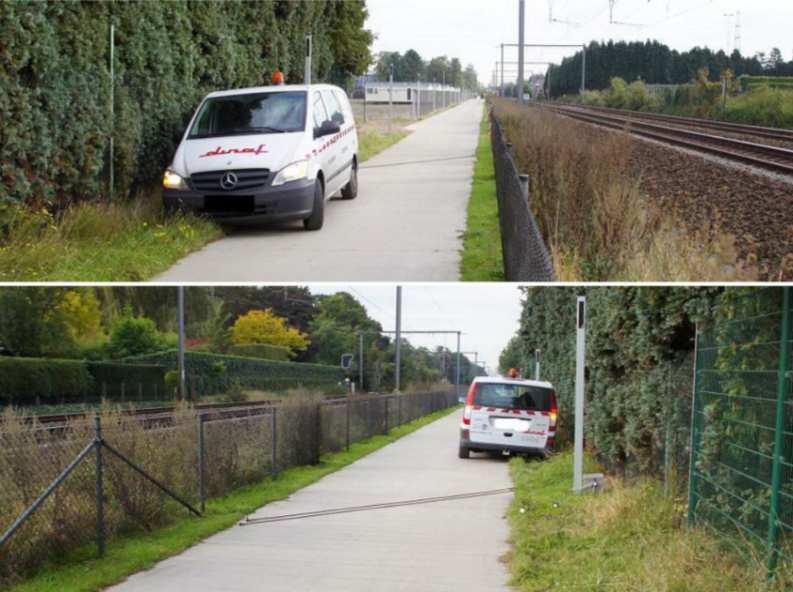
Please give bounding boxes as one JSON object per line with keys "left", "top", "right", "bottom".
{"left": 491, "top": 97, "right": 762, "bottom": 281}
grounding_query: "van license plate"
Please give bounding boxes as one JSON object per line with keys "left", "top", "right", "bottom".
{"left": 494, "top": 418, "right": 529, "bottom": 432}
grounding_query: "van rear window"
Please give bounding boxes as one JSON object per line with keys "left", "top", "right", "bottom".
{"left": 474, "top": 383, "right": 554, "bottom": 411}
{"left": 189, "top": 91, "right": 307, "bottom": 139}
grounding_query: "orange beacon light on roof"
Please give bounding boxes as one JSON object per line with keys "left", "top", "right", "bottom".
{"left": 271, "top": 69, "right": 285, "bottom": 85}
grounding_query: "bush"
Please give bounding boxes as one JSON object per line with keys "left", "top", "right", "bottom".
{"left": 228, "top": 343, "right": 293, "bottom": 361}
{"left": 0, "top": 2, "right": 372, "bottom": 210}
{"left": 105, "top": 315, "right": 169, "bottom": 359}
{"left": 86, "top": 361, "right": 166, "bottom": 400}
{"left": 0, "top": 357, "right": 94, "bottom": 403}
{"left": 123, "top": 350, "right": 344, "bottom": 395}
{"left": 725, "top": 86, "right": 793, "bottom": 129}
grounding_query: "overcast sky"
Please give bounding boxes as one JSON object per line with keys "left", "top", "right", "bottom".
{"left": 307, "top": 284, "right": 524, "bottom": 375}
{"left": 365, "top": 0, "right": 793, "bottom": 85}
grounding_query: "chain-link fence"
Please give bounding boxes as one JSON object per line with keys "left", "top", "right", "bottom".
{"left": 0, "top": 389, "right": 458, "bottom": 585}
{"left": 689, "top": 287, "right": 792, "bottom": 578}
{"left": 351, "top": 86, "right": 477, "bottom": 123}
{"left": 490, "top": 111, "right": 555, "bottom": 282}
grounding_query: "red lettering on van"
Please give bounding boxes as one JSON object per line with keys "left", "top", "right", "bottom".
{"left": 200, "top": 145, "right": 268, "bottom": 158}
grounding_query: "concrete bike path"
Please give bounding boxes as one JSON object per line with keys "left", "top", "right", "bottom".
{"left": 108, "top": 410, "right": 512, "bottom": 592}
{"left": 155, "top": 99, "right": 484, "bottom": 282}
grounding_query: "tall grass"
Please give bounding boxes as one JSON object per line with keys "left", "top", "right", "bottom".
{"left": 492, "top": 98, "right": 755, "bottom": 281}
{"left": 507, "top": 452, "right": 791, "bottom": 591}
{"left": 0, "top": 194, "right": 221, "bottom": 281}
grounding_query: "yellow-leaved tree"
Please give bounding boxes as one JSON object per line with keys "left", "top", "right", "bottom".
{"left": 230, "top": 309, "right": 309, "bottom": 355}
{"left": 57, "top": 289, "right": 103, "bottom": 342}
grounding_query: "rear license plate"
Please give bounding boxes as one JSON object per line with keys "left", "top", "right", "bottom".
{"left": 493, "top": 418, "right": 529, "bottom": 432}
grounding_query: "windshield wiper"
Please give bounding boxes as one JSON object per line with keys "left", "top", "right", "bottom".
{"left": 231, "top": 126, "right": 287, "bottom": 134}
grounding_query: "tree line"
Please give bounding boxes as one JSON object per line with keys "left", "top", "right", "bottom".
{"left": 549, "top": 39, "right": 793, "bottom": 96}
{"left": 0, "top": 287, "right": 485, "bottom": 394}
{"left": 373, "top": 49, "right": 480, "bottom": 90}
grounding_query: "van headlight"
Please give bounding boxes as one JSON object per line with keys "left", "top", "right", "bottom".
{"left": 163, "top": 170, "right": 189, "bottom": 191}
{"left": 272, "top": 160, "right": 309, "bottom": 186}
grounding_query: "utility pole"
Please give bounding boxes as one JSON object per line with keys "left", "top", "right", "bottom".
{"left": 517, "top": 0, "right": 526, "bottom": 104}
{"left": 304, "top": 34, "right": 312, "bottom": 85}
{"left": 395, "top": 286, "right": 402, "bottom": 392}
{"left": 389, "top": 64, "right": 394, "bottom": 122}
{"left": 108, "top": 22, "right": 114, "bottom": 202}
{"left": 177, "top": 286, "right": 186, "bottom": 400}
{"left": 358, "top": 332, "right": 364, "bottom": 391}
{"left": 500, "top": 43, "right": 505, "bottom": 96}
{"left": 573, "top": 296, "right": 587, "bottom": 492}
{"left": 456, "top": 331, "right": 462, "bottom": 399}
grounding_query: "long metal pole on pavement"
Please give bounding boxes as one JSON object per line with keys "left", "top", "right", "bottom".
{"left": 573, "top": 297, "right": 586, "bottom": 492}
{"left": 517, "top": 0, "right": 525, "bottom": 104}
{"left": 395, "top": 286, "right": 402, "bottom": 392}
{"left": 304, "top": 34, "right": 312, "bottom": 85}
{"left": 177, "top": 286, "right": 186, "bottom": 400}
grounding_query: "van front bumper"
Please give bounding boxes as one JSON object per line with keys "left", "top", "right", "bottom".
{"left": 163, "top": 178, "right": 315, "bottom": 225}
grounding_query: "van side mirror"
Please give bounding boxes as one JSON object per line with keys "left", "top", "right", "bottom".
{"left": 314, "top": 120, "right": 341, "bottom": 139}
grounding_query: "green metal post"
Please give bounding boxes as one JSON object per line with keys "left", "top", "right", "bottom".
{"left": 687, "top": 324, "right": 703, "bottom": 527}
{"left": 767, "top": 287, "right": 791, "bottom": 577}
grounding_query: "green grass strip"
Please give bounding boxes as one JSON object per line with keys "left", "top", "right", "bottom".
{"left": 460, "top": 104, "right": 504, "bottom": 281}
{"left": 9, "top": 405, "right": 460, "bottom": 592}
{"left": 358, "top": 127, "right": 410, "bottom": 162}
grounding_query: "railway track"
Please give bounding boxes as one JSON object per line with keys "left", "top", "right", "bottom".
{"left": 540, "top": 103, "right": 793, "bottom": 177}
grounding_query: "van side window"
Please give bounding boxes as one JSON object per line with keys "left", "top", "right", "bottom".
{"left": 322, "top": 90, "right": 345, "bottom": 125}
{"left": 312, "top": 92, "right": 329, "bottom": 129}
{"left": 333, "top": 90, "right": 351, "bottom": 122}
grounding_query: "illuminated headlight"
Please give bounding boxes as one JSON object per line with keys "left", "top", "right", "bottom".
{"left": 272, "top": 160, "right": 309, "bottom": 186}
{"left": 163, "top": 170, "right": 189, "bottom": 191}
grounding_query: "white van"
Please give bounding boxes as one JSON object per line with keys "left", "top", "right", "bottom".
{"left": 163, "top": 84, "right": 358, "bottom": 230}
{"left": 459, "top": 376, "right": 558, "bottom": 459}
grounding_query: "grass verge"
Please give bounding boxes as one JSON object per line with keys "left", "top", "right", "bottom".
{"left": 460, "top": 104, "right": 504, "bottom": 281}
{"left": 507, "top": 451, "right": 791, "bottom": 591}
{"left": 0, "top": 124, "right": 410, "bottom": 281}
{"left": 9, "top": 405, "right": 460, "bottom": 592}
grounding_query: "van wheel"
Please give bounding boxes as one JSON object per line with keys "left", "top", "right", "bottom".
{"left": 303, "top": 181, "right": 325, "bottom": 231}
{"left": 458, "top": 445, "right": 470, "bottom": 459}
{"left": 340, "top": 161, "right": 358, "bottom": 200}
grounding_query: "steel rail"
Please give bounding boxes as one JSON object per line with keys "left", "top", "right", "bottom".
{"left": 566, "top": 103, "right": 793, "bottom": 143}
{"left": 542, "top": 104, "right": 793, "bottom": 176}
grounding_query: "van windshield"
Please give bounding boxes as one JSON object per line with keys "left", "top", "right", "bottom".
{"left": 188, "top": 91, "right": 307, "bottom": 139}
{"left": 474, "top": 383, "right": 554, "bottom": 411}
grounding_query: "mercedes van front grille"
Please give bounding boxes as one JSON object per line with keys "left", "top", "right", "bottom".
{"left": 190, "top": 169, "right": 270, "bottom": 192}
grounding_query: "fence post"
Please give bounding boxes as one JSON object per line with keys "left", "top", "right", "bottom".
{"left": 271, "top": 408, "right": 278, "bottom": 475}
{"left": 687, "top": 324, "right": 703, "bottom": 527}
{"left": 767, "top": 287, "right": 791, "bottom": 577}
{"left": 315, "top": 403, "right": 322, "bottom": 464}
{"left": 519, "top": 174, "right": 530, "bottom": 200}
{"left": 384, "top": 397, "right": 389, "bottom": 434}
{"left": 197, "top": 414, "right": 205, "bottom": 513}
{"left": 346, "top": 397, "right": 351, "bottom": 451}
{"left": 398, "top": 395, "right": 403, "bottom": 426}
{"left": 94, "top": 416, "right": 105, "bottom": 558}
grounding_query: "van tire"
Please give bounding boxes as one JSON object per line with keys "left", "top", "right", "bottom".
{"left": 458, "top": 445, "right": 470, "bottom": 459}
{"left": 340, "top": 161, "right": 358, "bottom": 200}
{"left": 304, "top": 181, "right": 325, "bottom": 231}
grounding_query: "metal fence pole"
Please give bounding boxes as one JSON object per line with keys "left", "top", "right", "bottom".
{"left": 94, "top": 416, "right": 105, "bottom": 557}
{"left": 197, "top": 414, "right": 206, "bottom": 513}
{"left": 346, "top": 397, "right": 351, "bottom": 451}
{"left": 384, "top": 397, "right": 389, "bottom": 434}
{"left": 271, "top": 408, "right": 278, "bottom": 475}
{"left": 767, "top": 287, "right": 791, "bottom": 577}
{"left": 687, "top": 324, "right": 703, "bottom": 527}
{"left": 315, "top": 403, "right": 322, "bottom": 464}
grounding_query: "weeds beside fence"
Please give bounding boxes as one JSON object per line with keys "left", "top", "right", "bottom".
{"left": 0, "top": 389, "right": 458, "bottom": 585}
{"left": 689, "top": 288, "right": 792, "bottom": 578}
{"left": 489, "top": 111, "right": 555, "bottom": 282}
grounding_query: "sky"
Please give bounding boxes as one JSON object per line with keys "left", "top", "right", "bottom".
{"left": 307, "top": 284, "right": 525, "bottom": 375}
{"left": 364, "top": 0, "right": 793, "bottom": 85}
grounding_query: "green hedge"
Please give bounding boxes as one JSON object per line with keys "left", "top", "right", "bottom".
{"left": 124, "top": 350, "right": 344, "bottom": 395}
{"left": 87, "top": 361, "right": 166, "bottom": 400}
{"left": 228, "top": 344, "right": 293, "bottom": 361}
{"left": 739, "top": 75, "right": 793, "bottom": 92}
{"left": 1, "top": 1, "right": 371, "bottom": 208}
{"left": 0, "top": 357, "right": 94, "bottom": 403}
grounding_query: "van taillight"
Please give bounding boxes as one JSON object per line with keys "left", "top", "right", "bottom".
{"left": 462, "top": 383, "right": 478, "bottom": 425}
{"left": 549, "top": 390, "right": 558, "bottom": 427}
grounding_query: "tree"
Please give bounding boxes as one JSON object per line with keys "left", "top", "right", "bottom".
{"left": 58, "top": 289, "right": 103, "bottom": 342}
{"left": 231, "top": 309, "right": 310, "bottom": 354}
{"left": 462, "top": 64, "right": 479, "bottom": 91}
{"left": 375, "top": 51, "right": 403, "bottom": 81}
{"left": 498, "top": 335, "right": 523, "bottom": 375}
{"left": 105, "top": 314, "right": 169, "bottom": 359}
{"left": 0, "top": 288, "right": 74, "bottom": 358}
{"left": 402, "top": 49, "right": 425, "bottom": 81}
{"left": 426, "top": 56, "right": 450, "bottom": 84}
